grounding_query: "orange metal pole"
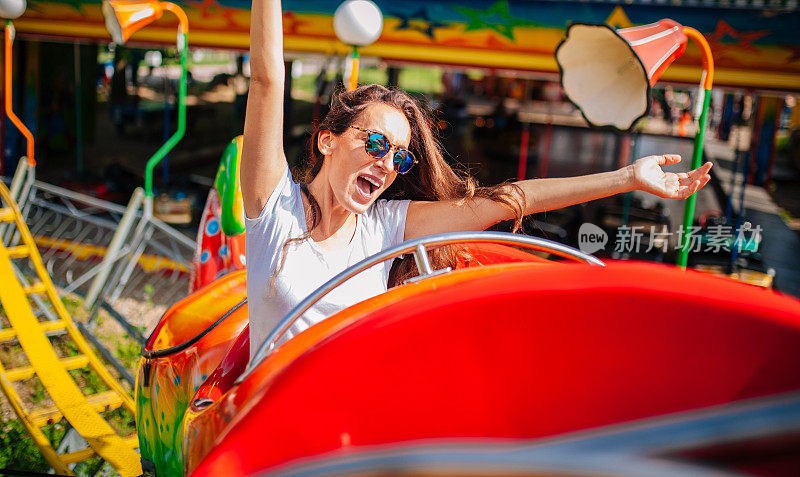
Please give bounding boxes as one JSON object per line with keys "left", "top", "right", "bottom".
{"left": 348, "top": 47, "right": 359, "bottom": 91}
{"left": 683, "top": 27, "right": 714, "bottom": 90}
{"left": 162, "top": 2, "right": 189, "bottom": 34}
{"left": 676, "top": 26, "right": 715, "bottom": 268}
{"left": 4, "top": 22, "right": 34, "bottom": 167}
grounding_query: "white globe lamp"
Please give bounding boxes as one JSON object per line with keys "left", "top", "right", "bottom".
{"left": 334, "top": 0, "right": 383, "bottom": 46}
{"left": 333, "top": 0, "right": 383, "bottom": 90}
{"left": 0, "top": 0, "right": 25, "bottom": 20}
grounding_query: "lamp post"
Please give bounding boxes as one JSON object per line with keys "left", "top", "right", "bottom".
{"left": 333, "top": 0, "right": 383, "bottom": 91}
{"left": 102, "top": 0, "right": 189, "bottom": 215}
{"left": 556, "top": 19, "right": 714, "bottom": 267}
{"left": 675, "top": 27, "right": 714, "bottom": 268}
{"left": 1, "top": 0, "right": 33, "bottom": 170}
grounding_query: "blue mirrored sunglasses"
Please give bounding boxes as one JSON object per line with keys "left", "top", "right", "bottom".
{"left": 349, "top": 125, "right": 418, "bottom": 174}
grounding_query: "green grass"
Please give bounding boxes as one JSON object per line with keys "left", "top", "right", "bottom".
{"left": 291, "top": 65, "right": 443, "bottom": 100}
{"left": 357, "top": 68, "right": 389, "bottom": 87}
{"left": 0, "top": 417, "right": 55, "bottom": 473}
{"left": 143, "top": 284, "right": 155, "bottom": 306}
{"left": 115, "top": 338, "right": 143, "bottom": 371}
{"left": 0, "top": 417, "right": 106, "bottom": 476}
{"left": 397, "top": 66, "right": 443, "bottom": 95}
{"left": 29, "top": 380, "right": 48, "bottom": 405}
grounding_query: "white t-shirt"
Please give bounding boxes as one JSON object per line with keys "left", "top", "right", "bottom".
{"left": 245, "top": 165, "right": 410, "bottom": 360}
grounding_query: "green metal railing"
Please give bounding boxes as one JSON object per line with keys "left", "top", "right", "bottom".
{"left": 144, "top": 32, "right": 187, "bottom": 198}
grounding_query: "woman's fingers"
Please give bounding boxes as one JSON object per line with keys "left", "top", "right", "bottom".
{"left": 677, "top": 173, "right": 710, "bottom": 191}
{"left": 643, "top": 157, "right": 711, "bottom": 198}
{"left": 684, "top": 162, "right": 713, "bottom": 181}
{"left": 678, "top": 173, "right": 695, "bottom": 186}
{"left": 698, "top": 161, "right": 713, "bottom": 174}
{"left": 678, "top": 179, "right": 701, "bottom": 199}
{"left": 687, "top": 161, "right": 713, "bottom": 179}
{"left": 670, "top": 174, "right": 710, "bottom": 198}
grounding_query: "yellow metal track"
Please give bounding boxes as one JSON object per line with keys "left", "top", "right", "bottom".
{"left": 0, "top": 181, "right": 142, "bottom": 476}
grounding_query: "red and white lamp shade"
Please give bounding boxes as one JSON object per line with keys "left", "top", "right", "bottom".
{"left": 557, "top": 19, "right": 716, "bottom": 267}
{"left": 556, "top": 19, "right": 688, "bottom": 131}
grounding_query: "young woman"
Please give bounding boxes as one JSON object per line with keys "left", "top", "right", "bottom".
{"left": 242, "top": 0, "right": 713, "bottom": 357}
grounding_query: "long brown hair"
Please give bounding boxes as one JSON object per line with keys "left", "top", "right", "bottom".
{"left": 280, "top": 84, "right": 525, "bottom": 286}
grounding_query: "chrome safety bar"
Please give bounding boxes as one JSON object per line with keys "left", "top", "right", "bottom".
{"left": 239, "top": 231, "right": 603, "bottom": 382}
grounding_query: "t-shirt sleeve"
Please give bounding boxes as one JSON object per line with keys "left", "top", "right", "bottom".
{"left": 245, "top": 164, "right": 301, "bottom": 276}
{"left": 245, "top": 164, "right": 293, "bottom": 223}
{"left": 369, "top": 199, "right": 411, "bottom": 249}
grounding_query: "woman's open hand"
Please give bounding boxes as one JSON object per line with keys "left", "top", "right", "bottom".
{"left": 631, "top": 154, "right": 712, "bottom": 200}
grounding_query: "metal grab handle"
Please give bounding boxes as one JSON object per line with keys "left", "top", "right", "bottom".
{"left": 239, "top": 231, "right": 603, "bottom": 382}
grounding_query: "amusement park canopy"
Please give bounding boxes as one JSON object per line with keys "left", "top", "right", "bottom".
{"left": 14, "top": 0, "right": 800, "bottom": 91}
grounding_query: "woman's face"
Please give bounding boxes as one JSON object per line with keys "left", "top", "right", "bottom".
{"left": 319, "top": 103, "right": 411, "bottom": 214}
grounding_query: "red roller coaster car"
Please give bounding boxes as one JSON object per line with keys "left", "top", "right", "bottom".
{"left": 136, "top": 232, "right": 800, "bottom": 477}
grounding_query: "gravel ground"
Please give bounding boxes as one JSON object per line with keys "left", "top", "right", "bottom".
{"left": 112, "top": 297, "right": 169, "bottom": 333}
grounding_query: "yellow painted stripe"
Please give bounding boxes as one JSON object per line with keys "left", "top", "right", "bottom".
{"left": 34, "top": 235, "right": 190, "bottom": 274}
{"left": 660, "top": 64, "right": 800, "bottom": 91}
{"left": 0, "top": 243, "right": 142, "bottom": 476}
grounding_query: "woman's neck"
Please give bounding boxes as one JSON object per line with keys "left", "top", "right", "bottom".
{"left": 305, "top": 176, "right": 356, "bottom": 248}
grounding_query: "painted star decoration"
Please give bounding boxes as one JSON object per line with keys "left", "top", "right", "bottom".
{"left": 453, "top": 0, "right": 538, "bottom": 42}
{"left": 392, "top": 8, "right": 447, "bottom": 40}
{"left": 186, "top": 0, "right": 244, "bottom": 29}
{"left": 282, "top": 11, "right": 311, "bottom": 36}
{"left": 707, "top": 20, "right": 769, "bottom": 57}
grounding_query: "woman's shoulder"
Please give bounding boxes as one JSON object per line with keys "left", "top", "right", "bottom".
{"left": 365, "top": 199, "right": 411, "bottom": 222}
{"left": 360, "top": 199, "right": 411, "bottom": 244}
{"left": 245, "top": 167, "right": 305, "bottom": 233}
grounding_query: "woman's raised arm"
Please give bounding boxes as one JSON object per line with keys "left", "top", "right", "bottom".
{"left": 405, "top": 155, "right": 712, "bottom": 240}
{"left": 241, "top": 0, "right": 287, "bottom": 219}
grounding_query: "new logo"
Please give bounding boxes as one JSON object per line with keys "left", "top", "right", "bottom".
{"left": 578, "top": 223, "right": 607, "bottom": 254}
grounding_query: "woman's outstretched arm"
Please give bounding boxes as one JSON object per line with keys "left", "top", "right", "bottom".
{"left": 241, "top": 0, "right": 286, "bottom": 219}
{"left": 405, "top": 155, "right": 712, "bottom": 240}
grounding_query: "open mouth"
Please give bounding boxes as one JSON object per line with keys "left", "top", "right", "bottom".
{"left": 356, "top": 175, "right": 382, "bottom": 199}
